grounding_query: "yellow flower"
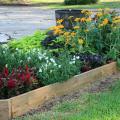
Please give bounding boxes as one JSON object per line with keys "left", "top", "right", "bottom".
{"left": 57, "top": 19, "right": 63, "bottom": 24}
{"left": 86, "top": 17, "right": 92, "bottom": 22}
{"left": 84, "top": 29, "right": 89, "bottom": 33}
{"left": 50, "top": 25, "right": 64, "bottom": 30}
{"left": 74, "top": 26, "right": 80, "bottom": 30}
{"left": 71, "top": 32, "right": 76, "bottom": 37}
{"left": 86, "top": 11, "right": 92, "bottom": 16}
{"left": 113, "top": 19, "right": 120, "bottom": 24}
{"left": 57, "top": 25, "right": 64, "bottom": 29}
{"left": 81, "top": 10, "right": 88, "bottom": 14}
{"left": 78, "top": 39, "right": 84, "bottom": 45}
{"left": 81, "top": 10, "right": 86, "bottom": 13}
{"left": 81, "top": 10, "right": 92, "bottom": 15}
{"left": 65, "top": 37, "right": 70, "bottom": 45}
{"left": 49, "top": 26, "right": 56, "bottom": 30}
{"left": 113, "top": 16, "right": 120, "bottom": 20}
{"left": 98, "top": 8, "right": 102, "bottom": 11}
{"left": 96, "top": 13, "right": 102, "bottom": 17}
{"left": 64, "top": 32, "right": 70, "bottom": 36}
{"left": 102, "top": 18, "right": 109, "bottom": 25}
{"left": 54, "top": 29, "right": 63, "bottom": 35}
{"left": 113, "top": 16, "right": 120, "bottom": 24}
{"left": 81, "top": 18, "right": 86, "bottom": 22}
{"left": 74, "top": 18, "right": 81, "bottom": 22}
{"left": 98, "top": 23, "right": 103, "bottom": 28}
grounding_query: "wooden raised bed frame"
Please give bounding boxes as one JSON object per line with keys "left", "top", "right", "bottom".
{"left": 0, "top": 62, "right": 119, "bottom": 120}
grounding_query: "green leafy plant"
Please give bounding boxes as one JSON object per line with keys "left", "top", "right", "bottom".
{"left": 46, "top": 9, "right": 120, "bottom": 61}
{"left": 37, "top": 51, "right": 82, "bottom": 85}
{"left": 8, "top": 31, "right": 46, "bottom": 52}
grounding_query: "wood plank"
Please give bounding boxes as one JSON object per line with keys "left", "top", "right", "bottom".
{"left": 10, "top": 93, "right": 29, "bottom": 117}
{"left": 101, "top": 62, "right": 118, "bottom": 77}
{"left": 0, "top": 62, "right": 118, "bottom": 119}
{"left": 0, "top": 99, "right": 11, "bottom": 120}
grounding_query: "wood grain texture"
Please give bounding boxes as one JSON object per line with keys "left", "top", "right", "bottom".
{"left": 0, "top": 62, "right": 118, "bottom": 119}
{"left": 0, "top": 99, "right": 11, "bottom": 120}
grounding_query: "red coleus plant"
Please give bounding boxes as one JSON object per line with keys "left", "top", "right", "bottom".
{"left": 0, "top": 65, "right": 38, "bottom": 99}
{"left": 0, "top": 79, "right": 2, "bottom": 88}
{"left": 3, "top": 66, "right": 9, "bottom": 77}
{"left": 7, "top": 79, "right": 16, "bottom": 89}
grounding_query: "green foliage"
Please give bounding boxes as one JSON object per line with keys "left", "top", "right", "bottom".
{"left": 8, "top": 31, "right": 46, "bottom": 52}
{"left": 0, "top": 9, "right": 119, "bottom": 99}
{"left": 48, "top": 9, "right": 120, "bottom": 61}
{"left": 0, "top": 46, "right": 82, "bottom": 86}
{"left": 0, "top": 45, "right": 43, "bottom": 72}
{"left": 37, "top": 51, "right": 82, "bottom": 85}
{"left": 64, "top": 0, "right": 99, "bottom": 5}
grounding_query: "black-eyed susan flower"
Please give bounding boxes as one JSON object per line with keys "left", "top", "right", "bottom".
{"left": 84, "top": 29, "right": 89, "bottom": 33}
{"left": 96, "top": 13, "right": 103, "bottom": 17}
{"left": 74, "top": 18, "right": 81, "bottom": 22}
{"left": 74, "top": 26, "right": 80, "bottom": 30}
{"left": 78, "top": 39, "right": 84, "bottom": 45}
{"left": 86, "top": 17, "right": 92, "bottom": 22}
{"left": 102, "top": 18, "right": 109, "bottom": 25}
{"left": 57, "top": 19, "right": 63, "bottom": 24}
{"left": 80, "top": 18, "right": 86, "bottom": 22}
{"left": 71, "top": 32, "right": 76, "bottom": 37}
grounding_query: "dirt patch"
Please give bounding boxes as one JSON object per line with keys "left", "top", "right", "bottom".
{"left": 13, "top": 72, "right": 119, "bottom": 119}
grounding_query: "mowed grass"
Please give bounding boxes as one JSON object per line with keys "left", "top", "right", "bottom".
{"left": 15, "top": 79, "right": 120, "bottom": 120}
{"left": 41, "top": 1, "right": 120, "bottom": 9}
{"left": 1, "top": 0, "right": 120, "bottom": 9}
{"left": 29, "top": 0, "right": 120, "bottom": 9}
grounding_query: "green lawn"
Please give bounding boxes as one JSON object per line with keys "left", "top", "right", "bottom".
{"left": 30, "top": 0, "right": 120, "bottom": 9}
{"left": 0, "top": 0, "right": 120, "bottom": 9}
{"left": 15, "top": 79, "right": 120, "bottom": 120}
{"left": 42, "top": 1, "right": 120, "bottom": 9}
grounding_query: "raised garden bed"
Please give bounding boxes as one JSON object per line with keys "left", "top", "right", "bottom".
{"left": 0, "top": 62, "right": 118, "bottom": 120}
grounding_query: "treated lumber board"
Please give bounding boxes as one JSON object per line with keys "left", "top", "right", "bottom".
{"left": 10, "top": 93, "right": 29, "bottom": 117}
{"left": 10, "top": 62, "right": 118, "bottom": 118}
{"left": 101, "top": 62, "right": 118, "bottom": 77}
{"left": 0, "top": 99, "right": 11, "bottom": 120}
{"left": 0, "top": 62, "right": 118, "bottom": 119}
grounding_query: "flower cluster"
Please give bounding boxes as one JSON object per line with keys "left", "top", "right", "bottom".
{"left": 0, "top": 65, "right": 37, "bottom": 99}
{"left": 50, "top": 24, "right": 64, "bottom": 35}
{"left": 47, "top": 9, "right": 119, "bottom": 54}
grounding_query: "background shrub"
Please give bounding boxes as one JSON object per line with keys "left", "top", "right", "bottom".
{"left": 64, "top": 0, "right": 99, "bottom": 5}
{"left": 64, "top": 0, "right": 77, "bottom": 5}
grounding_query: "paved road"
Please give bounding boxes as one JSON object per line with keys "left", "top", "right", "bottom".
{"left": 0, "top": 6, "right": 56, "bottom": 42}
{"left": 0, "top": 6, "right": 119, "bottom": 43}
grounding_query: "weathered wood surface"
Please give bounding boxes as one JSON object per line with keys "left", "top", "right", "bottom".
{"left": 0, "top": 62, "right": 118, "bottom": 119}
{"left": 0, "top": 99, "right": 11, "bottom": 120}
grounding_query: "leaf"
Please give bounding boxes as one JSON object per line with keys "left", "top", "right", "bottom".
{"left": 117, "top": 58, "right": 120, "bottom": 69}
